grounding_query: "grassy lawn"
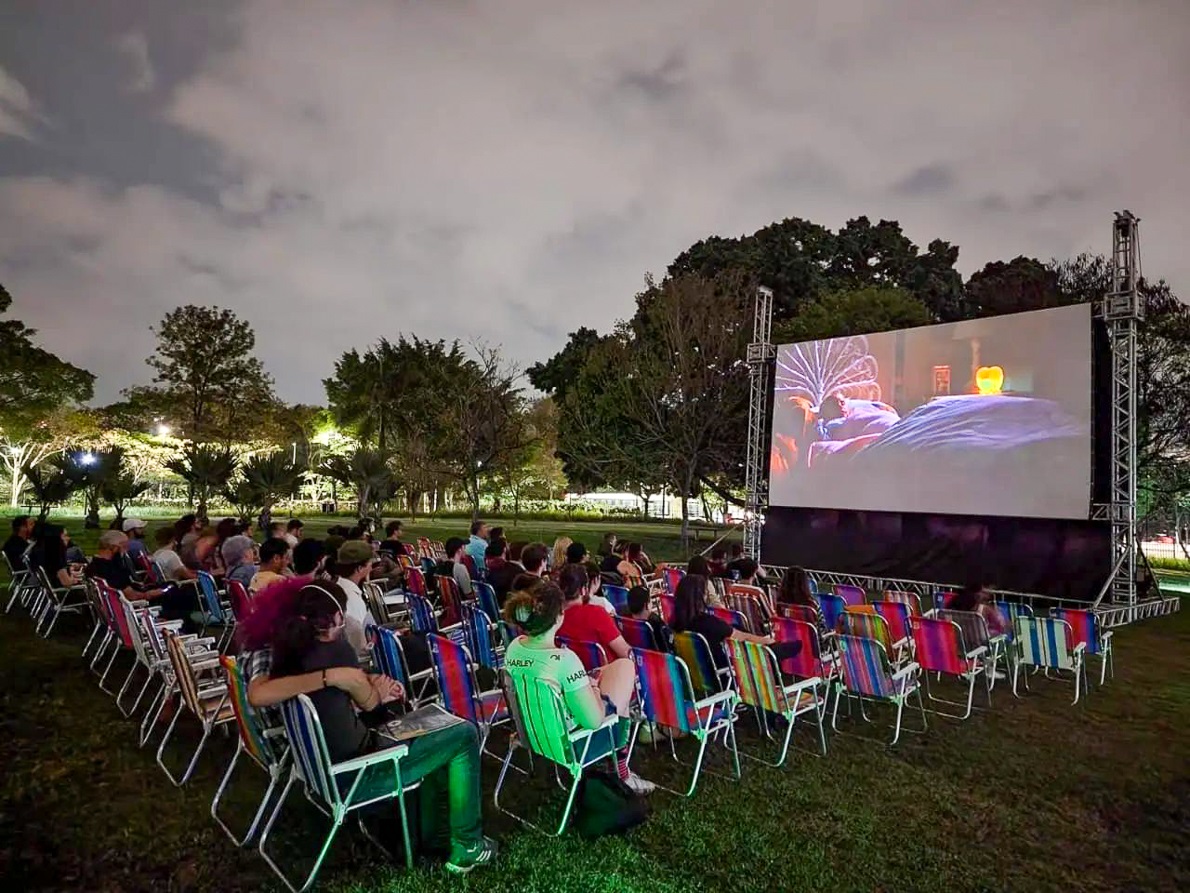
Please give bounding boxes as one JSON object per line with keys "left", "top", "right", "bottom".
{"left": 1, "top": 566, "right": 1187, "bottom": 892}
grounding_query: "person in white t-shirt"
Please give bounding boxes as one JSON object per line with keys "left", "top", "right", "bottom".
{"left": 328, "top": 539, "right": 375, "bottom": 654}
{"left": 151, "top": 527, "right": 196, "bottom": 582}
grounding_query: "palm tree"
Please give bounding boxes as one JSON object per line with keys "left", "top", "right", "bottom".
{"left": 166, "top": 444, "right": 238, "bottom": 525}
{"left": 230, "top": 451, "right": 305, "bottom": 528}
{"left": 21, "top": 459, "right": 83, "bottom": 521}
{"left": 320, "top": 448, "right": 397, "bottom": 521}
{"left": 65, "top": 446, "right": 127, "bottom": 529}
{"left": 101, "top": 471, "right": 152, "bottom": 529}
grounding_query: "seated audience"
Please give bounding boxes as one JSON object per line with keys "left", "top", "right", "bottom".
{"left": 550, "top": 537, "right": 572, "bottom": 572}
{"left": 292, "top": 538, "right": 327, "bottom": 576}
{"left": 947, "top": 581, "right": 1010, "bottom": 640}
{"left": 122, "top": 518, "right": 150, "bottom": 561}
{"left": 378, "top": 520, "right": 410, "bottom": 559}
{"left": 727, "top": 543, "right": 767, "bottom": 581}
{"left": 504, "top": 581, "right": 653, "bottom": 794}
{"left": 707, "top": 547, "right": 729, "bottom": 578}
{"left": 581, "top": 561, "right": 618, "bottom": 615}
{"left": 775, "top": 566, "right": 816, "bottom": 609}
{"left": 616, "top": 543, "right": 651, "bottom": 582}
{"left": 597, "top": 532, "right": 618, "bottom": 560}
{"left": 466, "top": 521, "right": 489, "bottom": 570}
{"left": 222, "top": 535, "right": 259, "bottom": 590}
{"left": 520, "top": 542, "right": 549, "bottom": 581}
{"left": 556, "top": 564, "right": 631, "bottom": 660}
{"left": 267, "top": 521, "right": 287, "bottom": 541}
{"left": 3, "top": 514, "right": 33, "bottom": 571}
{"left": 251, "top": 538, "right": 292, "bottom": 594}
{"left": 31, "top": 525, "right": 82, "bottom": 590}
{"left": 328, "top": 540, "right": 377, "bottom": 652}
{"left": 152, "top": 527, "right": 197, "bottom": 582}
{"left": 87, "top": 530, "right": 197, "bottom": 628}
{"left": 624, "top": 584, "right": 669, "bottom": 651}
{"left": 670, "top": 574, "right": 799, "bottom": 670}
{"left": 565, "top": 541, "right": 589, "bottom": 566}
{"left": 436, "top": 537, "right": 475, "bottom": 597}
{"left": 284, "top": 518, "right": 304, "bottom": 548}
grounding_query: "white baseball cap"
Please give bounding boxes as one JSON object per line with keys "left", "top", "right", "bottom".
{"left": 122, "top": 518, "right": 147, "bottom": 532}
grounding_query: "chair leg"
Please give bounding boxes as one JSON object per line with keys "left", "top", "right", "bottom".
{"left": 98, "top": 647, "right": 126, "bottom": 695}
{"left": 259, "top": 774, "right": 345, "bottom": 893}
{"left": 157, "top": 705, "right": 218, "bottom": 786}
{"left": 139, "top": 681, "right": 169, "bottom": 747}
{"left": 115, "top": 662, "right": 146, "bottom": 717}
{"left": 213, "top": 745, "right": 284, "bottom": 847}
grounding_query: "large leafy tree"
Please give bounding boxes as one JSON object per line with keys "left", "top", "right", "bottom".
{"left": 526, "top": 327, "right": 606, "bottom": 404}
{"left": 130, "top": 305, "right": 275, "bottom": 444}
{"left": 166, "top": 444, "right": 238, "bottom": 523}
{"left": 964, "top": 256, "right": 1067, "bottom": 318}
{"left": 225, "top": 452, "right": 306, "bottom": 528}
{"left": 775, "top": 286, "right": 933, "bottom": 344}
{"left": 320, "top": 448, "right": 398, "bottom": 521}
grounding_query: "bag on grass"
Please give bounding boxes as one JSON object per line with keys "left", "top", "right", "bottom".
{"left": 573, "top": 769, "right": 650, "bottom": 839}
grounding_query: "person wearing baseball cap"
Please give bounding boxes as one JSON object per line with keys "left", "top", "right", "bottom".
{"left": 328, "top": 539, "right": 376, "bottom": 653}
{"left": 121, "top": 518, "right": 150, "bottom": 561}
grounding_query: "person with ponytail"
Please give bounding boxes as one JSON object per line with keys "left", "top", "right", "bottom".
{"left": 266, "top": 580, "right": 497, "bottom": 874}
{"left": 555, "top": 564, "right": 631, "bottom": 660}
{"left": 504, "top": 581, "right": 655, "bottom": 795}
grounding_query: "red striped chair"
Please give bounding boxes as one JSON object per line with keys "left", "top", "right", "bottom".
{"left": 831, "top": 634, "right": 925, "bottom": 746}
{"left": 631, "top": 647, "right": 739, "bottom": 796}
{"left": 882, "top": 590, "right": 923, "bottom": 616}
{"left": 709, "top": 605, "right": 748, "bottom": 631}
{"left": 658, "top": 594, "right": 676, "bottom": 626}
{"left": 910, "top": 616, "right": 990, "bottom": 720}
{"left": 427, "top": 633, "right": 508, "bottom": 756}
{"left": 662, "top": 567, "right": 684, "bottom": 595}
{"left": 834, "top": 583, "right": 866, "bottom": 606}
{"left": 724, "top": 588, "right": 770, "bottom": 635}
{"left": 618, "top": 617, "right": 661, "bottom": 652}
{"left": 725, "top": 638, "right": 826, "bottom": 764}
{"left": 671, "top": 630, "right": 729, "bottom": 697}
{"left": 156, "top": 631, "right": 235, "bottom": 785}
{"left": 434, "top": 574, "right": 470, "bottom": 628}
{"left": 1052, "top": 608, "right": 1114, "bottom": 686}
{"left": 839, "top": 607, "right": 907, "bottom": 664}
{"left": 555, "top": 636, "right": 608, "bottom": 674}
{"left": 771, "top": 616, "right": 839, "bottom": 712}
{"left": 873, "top": 601, "right": 914, "bottom": 653}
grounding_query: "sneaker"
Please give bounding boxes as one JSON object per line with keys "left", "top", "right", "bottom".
{"left": 445, "top": 837, "right": 498, "bottom": 874}
{"left": 622, "top": 771, "right": 657, "bottom": 795}
{"left": 989, "top": 670, "right": 1007, "bottom": 681}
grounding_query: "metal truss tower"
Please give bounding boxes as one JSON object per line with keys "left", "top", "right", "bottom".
{"left": 743, "top": 286, "right": 775, "bottom": 559}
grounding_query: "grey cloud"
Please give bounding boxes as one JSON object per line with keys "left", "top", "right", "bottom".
{"left": 894, "top": 164, "right": 955, "bottom": 196}
{"left": 114, "top": 31, "right": 155, "bottom": 93}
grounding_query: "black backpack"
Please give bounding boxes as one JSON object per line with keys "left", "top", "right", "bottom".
{"left": 573, "top": 769, "right": 650, "bottom": 839}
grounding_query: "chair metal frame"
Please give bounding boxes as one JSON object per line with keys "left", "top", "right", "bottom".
{"left": 725, "top": 638, "right": 826, "bottom": 765}
{"left": 1052, "top": 608, "right": 1115, "bottom": 687}
{"left": 368, "top": 623, "right": 434, "bottom": 707}
{"left": 831, "top": 634, "right": 927, "bottom": 746}
{"left": 1012, "top": 616, "right": 1088, "bottom": 705}
{"left": 910, "top": 615, "right": 990, "bottom": 720}
{"left": 426, "top": 633, "right": 509, "bottom": 757}
{"left": 156, "top": 630, "right": 234, "bottom": 785}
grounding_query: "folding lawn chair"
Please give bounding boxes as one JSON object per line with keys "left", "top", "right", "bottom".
{"left": 1012, "top": 615, "right": 1088, "bottom": 705}
{"left": 427, "top": 633, "right": 508, "bottom": 756}
{"left": 556, "top": 636, "right": 609, "bottom": 674}
{"left": 671, "top": 630, "right": 730, "bottom": 697}
{"left": 1052, "top": 607, "right": 1113, "bottom": 686}
{"left": 771, "top": 616, "right": 839, "bottom": 717}
{"left": 461, "top": 602, "right": 504, "bottom": 671}
{"left": 937, "top": 608, "right": 1007, "bottom": 684}
{"left": 368, "top": 624, "right": 433, "bottom": 707}
{"left": 602, "top": 583, "right": 630, "bottom": 613}
{"left": 619, "top": 616, "right": 661, "bottom": 652}
{"left": 910, "top": 615, "right": 990, "bottom": 720}
{"left": 725, "top": 638, "right": 826, "bottom": 764}
{"left": 834, "top": 583, "right": 866, "bottom": 606}
{"left": 831, "top": 634, "right": 926, "bottom": 746}
{"left": 197, "top": 570, "right": 236, "bottom": 651}
{"left": 474, "top": 581, "right": 501, "bottom": 624}
{"left": 156, "top": 630, "right": 234, "bottom": 785}
{"left": 724, "top": 588, "right": 770, "bottom": 635}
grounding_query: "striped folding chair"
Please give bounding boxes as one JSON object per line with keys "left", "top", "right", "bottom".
{"left": 662, "top": 567, "right": 684, "bottom": 595}
{"left": 631, "top": 647, "right": 740, "bottom": 796}
{"left": 709, "top": 605, "right": 748, "bottom": 631}
{"left": 461, "top": 602, "right": 504, "bottom": 671}
{"left": 136, "top": 607, "right": 218, "bottom": 747}
{"left": 603, "top": 584, "right": 630, "bottom": 613}
{"left": 873, "top": 601, "right": 914, "bottom": 653}
{"left": 404, "top": 566, "right": 429, "bottom": 599}
{"left": 493, "top": 671, "right": 621, "bottom": 836}
{"left": 831, "top": 634, "right": 926, "bottom": 746}
{"left": 933, "top": 591, "right": 955, "bottom": 612}
{"left": 113, "top": 594, "right": 178, "bottom": 718}
{"left": 2, "top": 550, "right": 33, "bottom": 614}
{"left": 724, "top": 588, "right": 769, "bottom": 635}
{"left": 882, "top": 590, "right": 923, "bottom": 616}
{"left": 556, "top": 636, "right": 608, "bottom": 674}
{"left": 197, "top": 570, "right": 235, "bottom": 651}
{"left": 33, "top": 565, "right": 87, "bottom": 637}
{"left": 212, "top": 655, "right": 290, "bottom": 846}
{"left": 910, "top": 616, "right": 990, "bottom": 720}
{"left": 259, "top": 695, "right": 419, "bottom": 889}
{"left": 659, "top": 594, "right": 676, "bottom": 625}
{"left": 156, "top": 630, "right": 234, "bottom": 785}
{"left": 671, "top": 630, "right": 729, "bottom": 697}
{"left": 460, "top": 553, "right": 482, "bottom": 583}
{"left": 227, "top": 578, "right": 253, "bottom": 622}
{"left": 94, "top": 580, "right": 138, "bottom": 695}
{"left": 834, "top": 583, "right": 866, "bottom": 606}
{"left": 777, "top": 602, "right": 819, "bottom": 625}
{"left": 368, "top": 624, "right": 433, "bottom": 706}
{"left": 1013, "top": 616, "right": 1088, "bottom": 705}
{"left": 1052, "top": 608, "right": 1114, "bottom": 686}
{"left": 435, "top": 574, "right": 470, "bottom": 627}
{"left": 839, "top": 608, "right": 905, "bottom": 664}
{"left": 619, "top": 617, "right": 660, "bottom": 652}
{"left": 474, "top": 581, "right": 501, "bottom": 624}
{"left": 995, "top": 601, "right": 1035, "bottom": 644}
{"left": 938, "top": 608, "right": 1007, "bottom": 684}
{"left": 407, "top": 591, "right": 464, "bottom": 644}
{"left": 427, "top": 633, "right": 508, "bottom": 755}
{"left": 771, "top": 616, "right": 839, "bottom": 714}
{"left": 81, "top": 578, "right": 113, "bottom": 663}
{"left": 726, "top": 638, "right": 826, "bottom": 764}
{"left": 818, "top": 593, "right": 847, "bottom": 633}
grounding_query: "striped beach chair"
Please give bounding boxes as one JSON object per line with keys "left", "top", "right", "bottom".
{"left": 938, "top": 608, "right": 1008, "bottom": 684}
{"left": 882, "top": 590, "right": 923, "bottom": 616}
{"left": 725, "top": 638, "right": 826, "bottom": 764}
{"left": 662, "top": 566, "right": 684, "bottom": 595}
{"left": 994, "top": 601, "right": 1035, "bottom": 644}
{"left": 709, "top": 605, "right": 748, "bottom": 632}
{"left": 259, "top": 694, "right": 419, "bottom": 889}
{"left": 771, "top": 616, "right": 839, "bottom": 711}
{"left": 197, "top": 570, "right": 235, "bottom": 651}
{"left": 1052, "top": 608, "right": 1114, "bottom": 686}
{"left": 462, "top": 602, "right": 504, "bottom": 671}
{"left": 834, "top": 583, "right": 866, "bottom": 606}
{"left": 671, "top": 630, "right": 729, "bottom": 697}
{"left": 873, "top": 601, "right": 914, "bottom": 653}
{"left": 818, "top": 593, "right": 847, "bottom": 633}
{"left": 831, "top": 634, "right": 926, "bottom": 745}
{"left": 619, "top": 617, "right": 661, "bottom": 652}
{"left": 474, "top": 581, "right": 501, "bottom": 624}
{"left": 156, "top": 631, "right": 235, "bottom": 785}
{"left": 556, "top": 636, "right": 609, "bottom": 674}
{"left": 839, "top": 607, "right": 906, "bottom": 664}
{"left": 369, "top": 625, "right": 433, "bottom": 706}
{"left": 212, "top": 655, "right": 290, "bottom": 846}
{"left": 725, "top": 587, "right": 769, "bottom": 635}
{"left": 493, "top": 671, "right": 621, "bottom": 836}
{"left": 434, "top": 574, "right": 470, "bottom": 628}
{"left": 659, "top": 594, "right": 676, "bottom": 626}
{"left": 911, "top": 616, "right": 990, "bottom": 720}
{"left": 631, "top": 647, "right": 740, "bottom": 796}
{"left": 427, "top": 633, "right": 508, "bottom": 754}
{"left": 603, "top": 584, "right": 630, "bottom": 613}
{"left": 1012, "top": 616, "right": 1088, "bottom": 705}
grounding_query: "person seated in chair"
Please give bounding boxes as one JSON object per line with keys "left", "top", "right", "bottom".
{"left": 670, "top": 574, "right": 799, "bottom": 671}
{"left": 624, "top": 584, "right": 669, "bottom": 652}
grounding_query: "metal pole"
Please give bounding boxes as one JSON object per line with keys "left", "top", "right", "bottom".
{"left": 743, "top": 286, "right": 775, "bottom": 559}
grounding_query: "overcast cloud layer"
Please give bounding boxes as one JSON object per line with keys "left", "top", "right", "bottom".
{"left": 1, "top": 0, "right": 1187, "bottom": 404}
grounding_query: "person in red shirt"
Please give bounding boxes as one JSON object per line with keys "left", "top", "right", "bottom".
{"left": 555, "top": 564, "right": 631, "bottom": 661}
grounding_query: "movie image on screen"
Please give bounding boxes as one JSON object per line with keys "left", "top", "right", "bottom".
{"left": 768, "top": 303, "right": 1093, "bottom": 520}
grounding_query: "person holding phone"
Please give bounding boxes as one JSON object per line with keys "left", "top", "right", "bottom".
{"left": 86, "top": 530, "right": 201, "bottom": 631}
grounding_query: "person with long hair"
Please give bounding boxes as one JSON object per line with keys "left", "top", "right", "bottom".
{"left": 616, "top": 543, "right": 652, "bottom": 582}
{"left": 775, "top": 567, "right": 816, "bottom": 609}
{"left": 242, "top": 579, "right": 495, "bottom": 873}
{"left": 671, "top": 574, "right": 800, "bottom": 670}
{"left": 503, "top": 581, "right": 654, "bottom": 794}
{"left": 30, "top": 524, "right": 80, "bottom": 589}
{"left": 556, "top": 564, "right": 630, "bottom": 657}
{"left": 550, "top": 537, "right": 572, "bottom": 573}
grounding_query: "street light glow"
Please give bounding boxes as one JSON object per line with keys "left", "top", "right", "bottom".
{"left": 80, "top": 452, "right": 96, "bottom": 466}
{"left": 156, "top": 424, "right": 172, "bottom": 436}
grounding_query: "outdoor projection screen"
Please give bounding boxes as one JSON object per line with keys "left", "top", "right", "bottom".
{"left": 767, "top": 304, "right": 1093, "bottom": 520}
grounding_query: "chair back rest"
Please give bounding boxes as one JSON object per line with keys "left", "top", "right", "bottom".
{"left": 937, "top": 609, "right": 990, "bottom": 650}
{"left": 836, "top": 634, "right": 897, "bottom": 698}
{"left": 279, "top": 694, "right": 339, "bottom": 806}
{"left": 139, "top": 606, "right": 168, "bottom": 661}
{"left": 427, "top": 633, "right": 481, "bottom": 725}
{"left": 556, "top": 636, "right": 608, "bottom": 673}
{"left": 96, "top": 580, "right": 134, "bottom": 647}
{"left": 460, "top": 553, "right": 480, "bottom": 581}
{"left": 435, "top": 574, "right": 466, "bottom": 626}
{"left": 150, "top": 560, "right": 169, "bottom": 585}
{"left": 431, "top": 541, "right": 447, "bottom": 561}
{"left": 134, "top": 550, "right": 155, "bottom": 579}
{"left": 226, "top": 579, "right": 252, "bottom": 622}
{"left": 724, "top": 591, "right": 767, "bottom": 635}
{"left": 709, "top": 605, "right": 747, "bottom": 631}
{"left": 603, "top": 584, "right": 630, "bottom": 613}
{"left": 1051, "top": 608, "right": 1099, "bottom": 654}
{"left": 771, "top": 616, "right": 827, "bottom": 679}
{"left": 500, "top": 670, "right": 580, "bottom": 770}
{"left": 873, "top": 601, "right": 913, "bottom": 644}
{"left": 474, "top": 581, "right": 500, "bottom": 623}
{"left": 368, "top": 624, "right": 410, "bottom": 688}
{"left": 671, "top": 630, "right": 722, "bottom": 696}
{"left": 360, "top": 581, "right": 389, "bottom": 625}
{"left": 818, "top": 593, "right": 846, "bottom": 631}
{"left": 408, "top": 592, "right": 438, "bottom": 635}
{"left": 834, "top": 583, "right": 866, "bottom": 606}
{"left": 725, "top": 638, "right": 788, "bottom": 715}
{"left": 1016, "top": 616, "right": 1077, "bottom": 670}
{"left": 662, "top": 567, "right": 684, "bottom": 594}
{"left": 658, "top": 594, "right": 676, "bottom": 625}
{"left": 933, "top": 591, "right": 955, "bottom": 612}
{"left": 220, "top": 655, "right": 276, "bottom": 766}
{"left": 416, "top": 537, "right": 433, "bottom": 559}
{"left": 619, "top": 617, "right": 659, "bottom": 651}
{"left": 462, "top": 602, "right": 502, "bottom": 669}
{"left": 839, "top": 607, "right": 893, "bottom": 653}
{"left": 777, "top": 602, "right": 819, "bottom": 625}
{"left": 196, "top": 570, "right": 225, "bottom": 622}
{"left": 118, "top": 596, "right": 152, "bottom": 664}
{"left": 632, "top": 647, "right": 701, "bottom": 734}
{"left": 498, "top": 619, "right": 523, "bottom": 647}
{"left": 882, "top": 590, "right": 922, "bottom": 616}
{"left": 404, "top": 566, "right": 428, "bottom": 598}
{"left": 164, "top": 630, "right": 205, "bottom": 715}
{"left": 995, "top": 601, "right": 1034, "bottom": 640}
{"left": 84, "top": 578, "right": 111, "bottom": 626}
{"left": 910, "top": 616, "right": 972, "bottom": 676}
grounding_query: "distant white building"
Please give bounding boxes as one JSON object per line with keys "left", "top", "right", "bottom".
{"left": 563, "top": 490, "right": 725, "bottom": 522}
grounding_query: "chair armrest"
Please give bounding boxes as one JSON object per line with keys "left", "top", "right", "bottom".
{"left": 782, "top": 675, "right": 822, "bottom": 696}
{"left": 988, "top": 634, "right": 1007, "bottom": 648}
{"left": 196, "top": 683, "right": 229, "bottom": 699}
{"left": 129, "top": 600, "right": 150, "bottom": 608}
{"left": 1072, "top": 642, "right": 1087, "bottom": 657}
{"left": 331, "top": 744, "right": 411, "bottom": 776}
{"left": 694, "top": 689, "right": 737, "bottom": 710}
{"left": 965, "top": 645, "right": 989, "bottom": 660}
{"left": 1101, "top": 630, "right": 1114, "bottom": 642}
{"left": 192, "top": 658, "right": 222, "bottom": 672}
{"left": 891, "top": 661, "right": 921, "bottom": 682}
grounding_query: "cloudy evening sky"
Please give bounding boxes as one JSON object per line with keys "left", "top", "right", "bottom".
{"left": 1, "top": 1, "right": 1187, "bottom": 405}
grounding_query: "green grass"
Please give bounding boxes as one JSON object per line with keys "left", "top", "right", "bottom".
{"left": 1, "top": 579, "right": 1187, "bottom": 892}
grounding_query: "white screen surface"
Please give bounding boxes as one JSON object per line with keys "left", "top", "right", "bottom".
{"left": 767, "top": 304, "right": 1093, "bottom": 520}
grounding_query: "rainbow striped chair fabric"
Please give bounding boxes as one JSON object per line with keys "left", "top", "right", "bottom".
{"left": 461, "top": 602, "right": 504, "bottom": 671}
{"left": 882, "top": 590, "right": 923, "bottom": 616}
{"left": 725, "top": 638, "right": 826, "bottom": 764}
{"left": 659, "top": 594, "right": 676, "bottom": 626}
{"left": 724, "top": 589, "right": 770, "bottom": 636}
{"left": 619, "top": 616, "right": 661, "bottom": 652}
{"left": 662, "top": 567, "right": 685, "bottom": 595}
{"left": 994, "top": 601, "right": 1035, "bottom": 643}
{"left": 473, "top": 582, "right": 501, "bottom": 625}
{"left": 671, "top": 630, "right": 728, "bottom": 697}
{"left": 937, "top": 607, "right": 1008, "bottom": 684}
{"left": 910, "top": 616, "right": 990, "bottom": 720}
{"left": 873, "top": 601, "right": 914, "bottom": 651}
{"left": 771, "top": 617, "right": 839, "bottom": 693}
{"left": 212, "top": 655, "right": 290, "bottom": 846}
{"left": 1052, "top": 608, "right": 1114, "bottom": 686}
{"left": 368, "top": 624, "right": 433, "bottom": 706}
{"left": 556, "top": 636, "right": 609, "bottom": 674}
{"left": 831, "top": 634, "right": 926, "bottom": 746}
{"left": 157, "top": 631, "right": 234, "bottom": 786}
{"left": 1012, "top": 616, "right": 1088, "bottom": 705}
{"left": 631, "top": 647, "right": 739, "bottom": 796}
{"left": 818, "top": 593, "right": 847, "bottom": 633}
{"left": 834, "top": 583, "right": 866, "bottom": 606}
{"left": 709, "top": 605, "right": 748, "bottom": 632}
{"left": 602, "top": 584, "right": 630, "bottom": 613}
